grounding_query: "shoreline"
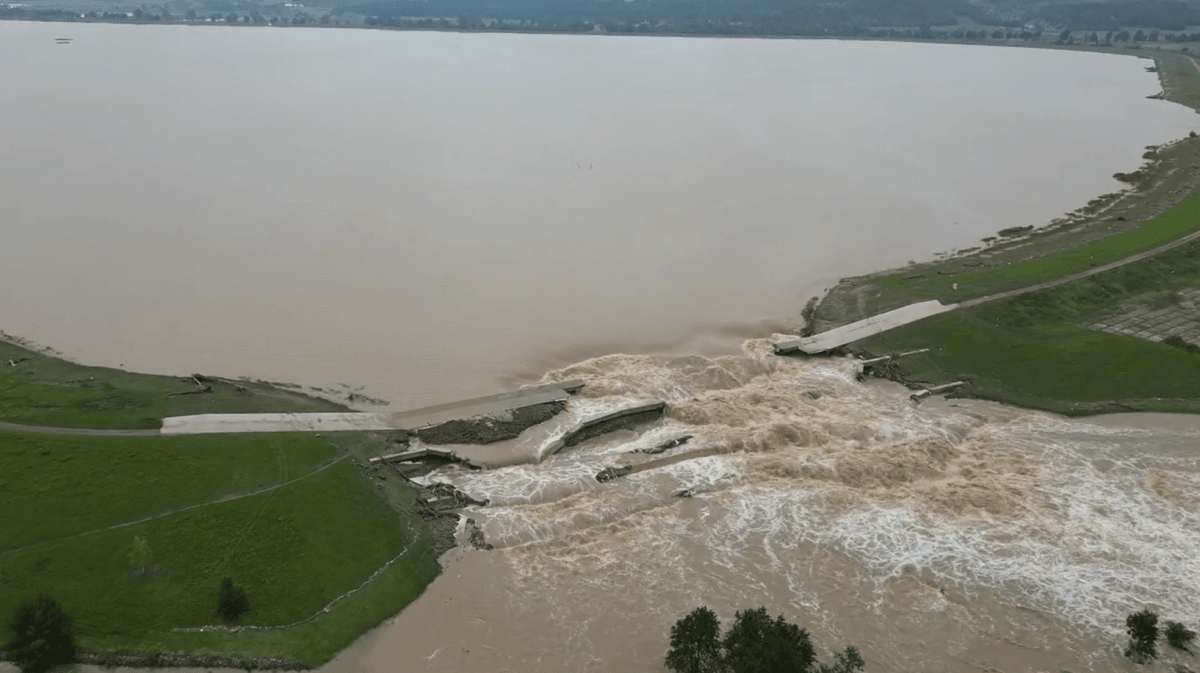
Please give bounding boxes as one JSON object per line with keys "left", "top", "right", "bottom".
{"left": 3, "top": 28, "right": 1200, "bottom": 672}
{"left": 811, "top": 123, "right": 1200, "bottom": 333}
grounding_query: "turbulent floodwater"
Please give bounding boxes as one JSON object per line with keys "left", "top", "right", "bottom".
{"left": 316, "top": 345, "right": 1200, "bottom": 673}
{"left": 2, "top": 22, "right": 1198, "bottom": 409}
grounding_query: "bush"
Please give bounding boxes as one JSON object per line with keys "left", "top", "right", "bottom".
{"left": 1125, "top": 608, "right": 1159, "bottom": 662}
{"left": 1165, "top": 620, "right": 1197, "bottom": 651}
{"left": 216, "top": 577, "right": 250, "bottom": 622}
{"left": 665, "top": 607, "right": 723, "bottom": 673}
{"left": 4, "top": 594, "right": 77, "bottom": 673}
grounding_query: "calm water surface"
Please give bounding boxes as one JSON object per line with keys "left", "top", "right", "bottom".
{"left": 2, "top": 23, "right": 1196, "bottom": 408}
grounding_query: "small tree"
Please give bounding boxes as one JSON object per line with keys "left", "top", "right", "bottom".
{"left": 4, "top": 594, "right": 76, "bottom": 673}
{"left": 1164, "top": 620, "right": 1196, "bottom": 652}
{"left": 127, "top": 535, "right": 150, "bottom": 576}
{"left": 800, "top": 297, "right": 820, "bottom": 337}
{"left": 665, "top": 607, "right": 723, "bottom": 673}
{"left": 216, "top": 578, "right": 250, "bottom": 622}
{"left": 818, "top": 646, "right": 865, "bottom": 673}
{"left": 1125, "top": 608, "right": 1159, "bottom": 662}
{"left": 723, "top": 607, "right": 815, "bottom": 673}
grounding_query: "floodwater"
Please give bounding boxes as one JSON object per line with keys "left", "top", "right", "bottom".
{"left": 2, "top": 22, "right": 1198, "bottom": 409}
{"left": 308, "top": 348, "right": 1200, "bottom": 673}
{"left": 4, "top": 22, "right": 1200, "bottom": 673}
{"left": 39, "top": 348, "right": 1200, "bottom": 673}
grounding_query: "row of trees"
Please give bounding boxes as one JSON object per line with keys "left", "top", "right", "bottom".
{"left": 665, "top": 607, "right": 864, "bottom": 673}
{"left": 1056, "top": 28, "right": 1166, "bottom": 43}
{"left": 1053, "top": 29, "right": 1200, "bottom": 43}
{"left": 873, "top": 27, "right": 1044, "bottom": 40}
{"left": 0, "top": 6, "right": 319, "bottom": 26}
{"left": 3, "top": 581, "right": 250, "bottom": 673}
{"left": 665, "top": 605, "right": 1199, "bottom": 672}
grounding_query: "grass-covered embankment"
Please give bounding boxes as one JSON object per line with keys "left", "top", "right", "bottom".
{"left": 1, "top": 431, "right": 342, "bottom": 551}
{"left": 0, "top": 338, "right": 348, "bottom": 430}
{"left": 0, "top": 338, "right": 441, "bottom": 668}
{"left": 810, "top": 51, "right": 1200, "bottom": 416}
{"left": 869, "top": 187, "right": 1199, "bottom": 310}
{"left": 857, "top": 233, "right": 1200, "bottom": 415}
{"left": 813, "top": 139, "right": 1200, "bottom": 330}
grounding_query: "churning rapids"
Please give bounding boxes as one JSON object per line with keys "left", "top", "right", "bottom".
{"left": 319, "top": 341, "right": 1200, "bottom": 673}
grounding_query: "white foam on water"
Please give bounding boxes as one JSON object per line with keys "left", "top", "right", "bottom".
{"left": 428, "top": 349, "right": 1200, "bottom": 667}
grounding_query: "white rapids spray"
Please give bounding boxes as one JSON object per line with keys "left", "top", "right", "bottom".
{"left": 334, "top": 339, "right": 1200, "bottom": 673}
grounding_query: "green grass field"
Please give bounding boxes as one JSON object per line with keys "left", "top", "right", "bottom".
{"left": 0, "top": 339, "right": 348, "bottom": 429}
{"left": 853, "top": 187, "right": 1200, "bottom": 317}
{"left": 0, "top": 338, "right": 441, "bottom": 668}
{"left": 859, "top": 235, "right": 1200, "bottom": 415}
{"left": 0, "top": 456, "right": 437, "bottom": 664}
{"left": 0, "top": 430, "right": 342, "bottom": 550}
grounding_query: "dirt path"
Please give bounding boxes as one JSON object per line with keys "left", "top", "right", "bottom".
{"left": 0, "top": 420, "right": 159, "bottom": 436}
{"left": 0, "top": 450, "right": 350, "bottom": 559}
{"left": 959, "top": 223, "right": 1200, "bottom": 309}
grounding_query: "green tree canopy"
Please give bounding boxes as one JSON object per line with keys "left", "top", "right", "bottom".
{"left": 666, "top": 607, "right": 723, "bottom": 673}
{"left": 4, "top": 594, "right": 76, "bottom": 673}
{"left": 1164, "top": 620, "right": 1196, "bottom": 652}
{"left": 818, "top": 646, "right": 865, "bottom": 673}
{"left": 217, "top": 577, "right": 250, "bottom": 622}
{"left": 665, "top": 607, "right": 861, "bottom": 673}
{"left": 1125, "top": 608, "right": 1159, "bottom": 662}
{"left": 722, "top": 607, "right": 815, "bottom": 673}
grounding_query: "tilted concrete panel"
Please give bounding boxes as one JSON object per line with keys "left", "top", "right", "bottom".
{"left": 775, "top": 300, "right": 957, "bottom": 354}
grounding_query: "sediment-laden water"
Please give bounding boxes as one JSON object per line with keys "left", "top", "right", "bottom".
{"left": 5, "top": 21, "right": 1200, "bottom": 673}
{"left": 321, "top": 344, "right": 1200, "bottom": 672}
{"left": 3, "top": 22, "right": 1197, "bottom": 409}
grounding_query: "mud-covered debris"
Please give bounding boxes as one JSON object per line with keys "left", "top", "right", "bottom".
{"left": 466, "top": 518, "right": 494, "bottom": 551}
{"left": 563, "top": 403, "right": 668, "bottom": 448}
{"left": 415, "top": 400, "right": 566, "bottom": 445}
{"left": 425, "top": 482, "right": 488, "bottom": 509}
{"left": 596, "top": 465, "right": 634, "bottom": 482}
{"left": 629, "top": 434, "right": 693, "bottom": 455}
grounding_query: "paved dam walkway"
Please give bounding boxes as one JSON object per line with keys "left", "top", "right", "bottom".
{"left": 160, "top": 380, "right": 584, "bottom": 435}
{"left": 0, "top": 381, "right": 584, "bottom": 437}
{"left": 776, "top": 219, "right": 1200, "bottom": 355}
{"left": 774, "top": 300, "right": 957, "bottom": 354}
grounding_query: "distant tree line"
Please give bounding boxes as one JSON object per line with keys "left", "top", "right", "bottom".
{"left": 1038, "top": 0, "right": 1200, "bottom": 32}
{"left": 0, "top": 5, "right": 281, "bottom": 25}
{"left": 344, "top": 0, "right": 1200, "bottom": 34}
{"left": 15, "top": 0, "right": 1200, "bottom": 37}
